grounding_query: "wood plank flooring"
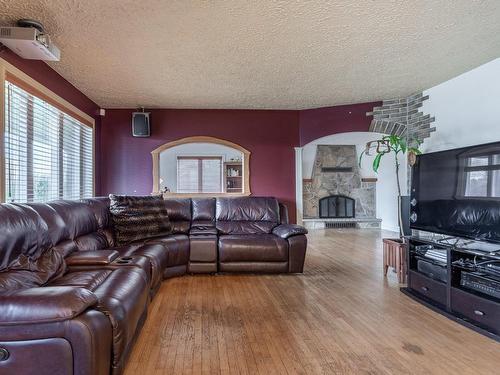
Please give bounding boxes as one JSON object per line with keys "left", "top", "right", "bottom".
{"left": 124, "top": 229, "right": 500, "bottom": 374}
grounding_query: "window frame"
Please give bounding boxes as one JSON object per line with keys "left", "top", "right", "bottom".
{"left": 176, "top": 155, "right": 223, "bottom": 193}
{"left": 456, "top": 145, "right": 500, "bottom": 200}
{"left": 0, "top": 58, "right": 96, "bottom": 203}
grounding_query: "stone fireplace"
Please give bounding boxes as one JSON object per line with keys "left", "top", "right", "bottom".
{"left": 302, "top": 145, "right": 381, "bottom": 229}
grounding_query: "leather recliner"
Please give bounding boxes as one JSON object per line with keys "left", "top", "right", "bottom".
{"left": 0, "top": 204, "right": 113, "bottom": 375}
{"left": 216, "top": 197, "right": 308, "bottom": 273}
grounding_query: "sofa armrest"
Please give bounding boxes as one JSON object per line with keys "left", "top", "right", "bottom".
{"left": 0, "top": 287, "right": 97, "bottom": 325}
{"left": 66, "top": 250, "right": 119, "bottom": 266}
{"left": 272, "top": 224, "right": 308, "bottom": 239}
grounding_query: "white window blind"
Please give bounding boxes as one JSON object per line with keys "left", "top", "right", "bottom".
{"left": 177, "top": 157, "right": 222, "bottom": 193}
{"left": 4, "top": 80, "right": 93, "bottom": 203}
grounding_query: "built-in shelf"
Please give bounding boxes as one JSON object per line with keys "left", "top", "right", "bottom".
{"left": 224, "top": 161, "right": 243, "bottom": 193}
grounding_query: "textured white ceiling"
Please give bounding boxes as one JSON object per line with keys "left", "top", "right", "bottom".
{"left": 1, "top": 1, "right": 500, "bottom": 109}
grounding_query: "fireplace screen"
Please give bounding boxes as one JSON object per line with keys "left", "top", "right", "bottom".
{"left": 319, "top": 195, "right": 355, "bottom": 218}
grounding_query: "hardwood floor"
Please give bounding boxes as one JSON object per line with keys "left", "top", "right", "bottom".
{"left": 125, "top": 229, "right": 500, "bottom": 374}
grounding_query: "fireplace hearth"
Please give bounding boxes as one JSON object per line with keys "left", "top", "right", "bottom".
{"left": 319, "top": 195, "right": 355, "bottom": 218}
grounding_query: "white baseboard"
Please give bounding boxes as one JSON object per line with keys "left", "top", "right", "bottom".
{"left": 381, "top": 224, "right": 400, "bottom": 233}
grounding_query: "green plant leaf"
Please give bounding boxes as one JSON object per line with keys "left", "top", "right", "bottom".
{"left": 399, "top": 137, "right": 407, "bottom": 154}
{"left": 372, "top": 153, "right": 383, "bottom": 173}
{"left": 388, "top": 135, "right": 396, "bottom": 147}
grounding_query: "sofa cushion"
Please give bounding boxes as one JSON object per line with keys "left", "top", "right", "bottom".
{"left": 216, "top": 197, "right": 280, "bottom": 234}
{"left": 0, "top": 204, "right": 52, "bottom": 271}
{"left": 192, "top": 198, "right": 216, "bottom": 227}
{"left": 29, "top": 201, "right": 110, "bottom": 255}
{"left": 26, "top": 203, "right": 69, "bottom": 246}
{"left": 218, "top": 234, "right": 288, "bottom": 262}
{"left": 81, "top": 197, "right": 112, "bottom": 230}
{"left": 47, "top": 201, "right": 98, "bottom": 240}
{"left": 0, "top": 203, "right": 68, "bottom": 295}
{"left": 109, "top": 195, "right": 172, "bottom": 246}
{"left": 48, "top": 270, "right": 113, "bottom": 291}
{"left": 81, "top": 197, "right": 115, "bottom": 247}
{"left": 0, "top": 248, "right": 66, "bottom": 295}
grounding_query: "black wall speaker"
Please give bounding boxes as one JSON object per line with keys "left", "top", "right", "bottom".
{"left": 132, "top": 112, "right": 150, "bottom": 137}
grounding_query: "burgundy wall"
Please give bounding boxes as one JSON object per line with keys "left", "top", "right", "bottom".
{"left": 99, "top": 109, "right": 299, "bottom": 222}
{"left": 299, "top": 101, "right": 380, "bottom": 146}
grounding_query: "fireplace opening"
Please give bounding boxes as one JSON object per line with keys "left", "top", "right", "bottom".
{"left": 319, "top": 195, "right": 355, "bottom": 218}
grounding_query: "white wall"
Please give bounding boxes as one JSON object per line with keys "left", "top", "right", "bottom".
{"left": 422, "top": 58, "right": 500, "bottom": 153}
{"left": 159, "top": 142, "right": 242, "bottom": 192}
{"left": 302, "top": 132, "right": 406, "bottom": 232}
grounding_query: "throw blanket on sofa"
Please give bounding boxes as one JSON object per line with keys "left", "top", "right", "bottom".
{"left": 109, "top": 194, "right": 172, "bottom": 245}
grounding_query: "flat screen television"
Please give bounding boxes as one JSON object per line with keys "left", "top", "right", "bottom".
{"left": 411, "top": 141, "right": 500, "bottom": 244}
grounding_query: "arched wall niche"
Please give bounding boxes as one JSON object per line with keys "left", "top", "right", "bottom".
{"left": 151, "top": 136, "right": 251, "bottom": 197}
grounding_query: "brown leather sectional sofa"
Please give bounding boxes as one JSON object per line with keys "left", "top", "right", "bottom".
{"left": 0, "top": 196, "right": 307, "bottom": 375}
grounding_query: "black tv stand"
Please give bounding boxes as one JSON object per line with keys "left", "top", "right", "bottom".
{"left": 401, "top": 235, "right": 500, "bottom": 342}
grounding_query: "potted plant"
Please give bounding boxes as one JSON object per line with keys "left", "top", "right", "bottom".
{"left": 359, "top": 135, "right": 422, "bottom": 282}
{"left": 360, "top": 134, "right": 422, "bottom": 238}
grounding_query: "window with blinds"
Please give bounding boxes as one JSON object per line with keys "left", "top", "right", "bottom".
{"left": 4, "top": 79, "right": 93, "bottom": 203}
{"left": 177, "top": 157, "right": 222, "bottom": 193}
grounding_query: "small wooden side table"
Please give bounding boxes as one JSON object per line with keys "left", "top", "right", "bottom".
{"left": 383, "top": 238, "right": 407, "bottom": 284}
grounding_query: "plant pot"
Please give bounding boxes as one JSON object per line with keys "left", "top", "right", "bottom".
{"left": 383, "top": 238, "right": 407, "bottom": 284}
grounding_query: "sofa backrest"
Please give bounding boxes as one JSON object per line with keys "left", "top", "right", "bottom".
{"left": 26, "top": 201, "right": 109, "bottom": 257}
{"left": 0, "top": 204, "right": 52, "bottom": 271}
{"left": 163, "top": 198, "right": 192, "bottom": 234}
{"left": 0, "top": 203, "right": 68, "bottom": 294}
{"left": 191, "top": 198, "right": 216, "bottom": 228}
{"left": 215, "top": 197, "right": 280, "bottom": 234}
{"left": 81, "top": 197, "right": 115, "bottom": 247}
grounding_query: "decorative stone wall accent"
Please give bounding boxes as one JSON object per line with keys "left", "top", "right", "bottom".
{"left": 367, "top": 92, "right": 435, "bottom": 141}
{"left": 303, "top": 145, "right": 376, "bottom": 219}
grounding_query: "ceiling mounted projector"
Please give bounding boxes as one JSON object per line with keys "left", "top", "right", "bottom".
{"left": 0, "top": 19, "right": 60, "bottom": 61}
